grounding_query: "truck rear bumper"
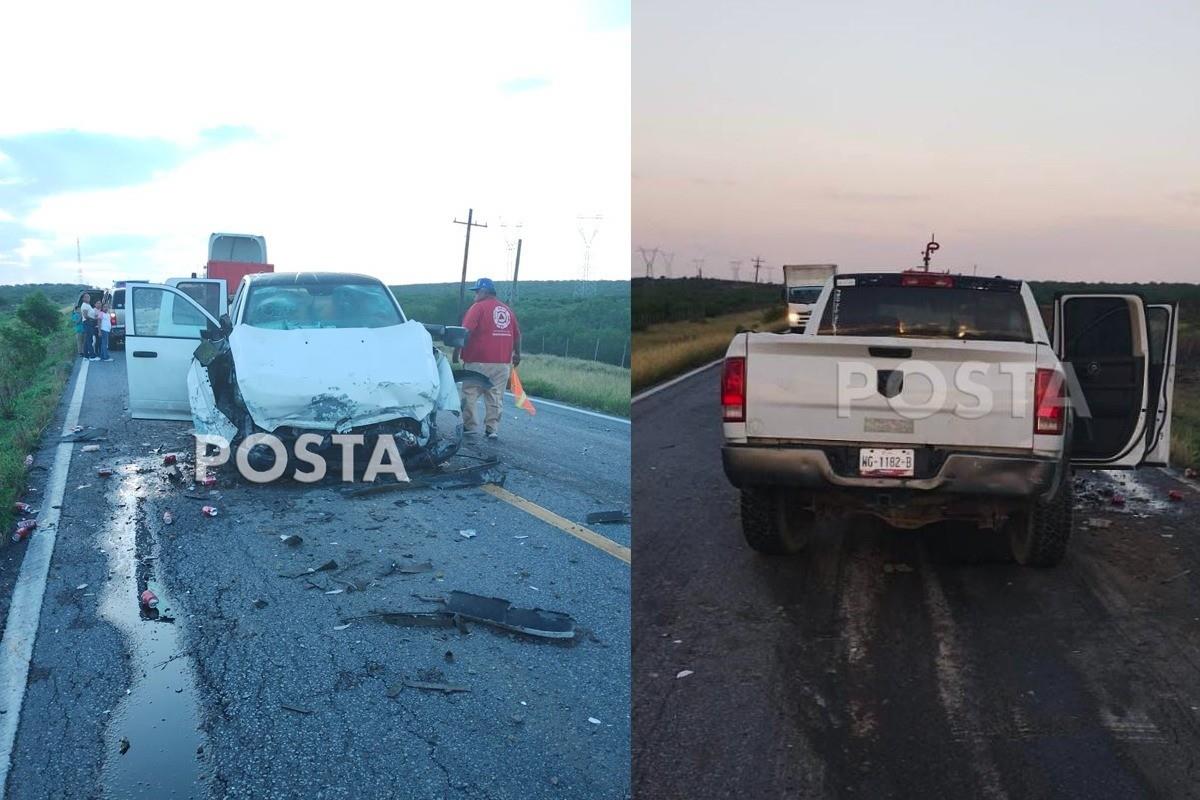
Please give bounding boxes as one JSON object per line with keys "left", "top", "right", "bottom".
{"left": 722, "top": 444, "right": 1059, "bottom": 498}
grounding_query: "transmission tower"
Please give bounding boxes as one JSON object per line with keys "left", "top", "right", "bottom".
{"left": 730, "top": 260, "right": 743, "bottom": 281}
{"left": 637, "top": 246, "right": 659, "bottom": 278}
{"left": 692, "top": 258, "right": 705, "bottom": 279}
{"left": 76, "top": 238, "right": 84, "bottom": 285}
{"left": 576, "top": 215, "right": 602, "bottom": 296}
{"left": 660, "top": 251, "right": 675, "bottom": 277}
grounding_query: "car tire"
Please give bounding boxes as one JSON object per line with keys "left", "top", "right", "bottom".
{"left": 740, "top": 488, "right": 813, "bottom": 555}
{"left": 1007, "top": 466, "right": 1073, "bottom": 567}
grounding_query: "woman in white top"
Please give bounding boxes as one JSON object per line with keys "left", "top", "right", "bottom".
{"left": 97, "top": 301, "right": 113, "bottom": 361}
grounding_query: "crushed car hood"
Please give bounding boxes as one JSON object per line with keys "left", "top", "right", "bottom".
{"left": 227, "top": 321, "right": 454, "bottom": 433}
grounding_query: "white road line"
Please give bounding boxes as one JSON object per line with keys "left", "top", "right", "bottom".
{"left": 0, "top": 360, "right": 89, "bottom": 793}
{"left": 631, "top": 359, "right": 722, "bottom": 404}
{"left": 503, "top": 391, "right": 630, "bottom": 425}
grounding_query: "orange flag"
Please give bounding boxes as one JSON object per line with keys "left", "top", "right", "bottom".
{"left": 510, "top": 368, "right": 536, "bottom": 415}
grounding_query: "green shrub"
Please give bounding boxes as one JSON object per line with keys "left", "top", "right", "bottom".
{"left": 16, "top": 292, "right": 63, "bottom": 334}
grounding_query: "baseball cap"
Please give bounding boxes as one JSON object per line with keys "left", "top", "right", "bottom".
{"left": 469, "top": 277, "right": 495, "bottom": 292}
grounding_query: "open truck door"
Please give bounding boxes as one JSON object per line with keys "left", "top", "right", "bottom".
{"left": 1142, "top": 303, "right": 1179, "bottom": 466}
{"left": 166, "top": 278, "right": 228, "bottom": 320}
{"left": 1054, "top": 294, "right": 1176, "bottom": 468}
{"left": 125, "top": 283, "right": 220, "bottom": 420}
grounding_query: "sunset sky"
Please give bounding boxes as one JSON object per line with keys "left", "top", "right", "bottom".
{"left": 0, "top": 1, "right": 630, "bottom": 286}
{"left": 634, "top": 0, "right": 1199, "bottom": 282}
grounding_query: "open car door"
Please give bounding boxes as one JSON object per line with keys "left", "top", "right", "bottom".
{"left": 166, "top": 278, "right": 228, "bottom": 319}
{"left": 1142, "top": 303, "right": 1178, "bottom": 466}
{"left": 125, "top": 283, "right": 220, "bottom": 420}
{"left": 1054, "top": 294, "right": 1167, "bottom": 468}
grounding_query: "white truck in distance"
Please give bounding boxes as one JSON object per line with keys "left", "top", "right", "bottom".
{"left": 784, "top": 264, "right": 837, "bottom": 331}
{"left": 721, "top": 271, "right": 1178, "bottom": 566}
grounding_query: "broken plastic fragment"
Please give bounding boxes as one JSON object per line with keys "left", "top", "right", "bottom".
{"left": 459, "top": 529, "right": 476, "bottom": 539}
{"left": 81, "top": 444, "right": 100, "bottom": 453}
{"left": 332, "top": 623, "right": 352, "bottom": 631}
{"left": 676, "top": 670, "right": 694, "bottom": 679}
{"left": 588, "top": 717, "right": 601, "bottom": 725}
{"left": 279, "top": 534, "right": 303, "bottom": 547}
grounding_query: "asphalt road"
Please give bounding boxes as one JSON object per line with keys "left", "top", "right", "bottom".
{"left": 632, "top": 365, "right": 1200, "bottom": 800}
{"left": 0, "top": 351, "right": 630, "bottom": 800}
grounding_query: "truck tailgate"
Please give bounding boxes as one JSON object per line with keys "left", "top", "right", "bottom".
{"left": 743, "top": 334, "right": 1041, "bottom": 450}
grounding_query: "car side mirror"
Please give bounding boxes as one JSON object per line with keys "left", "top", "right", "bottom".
{"left": 442, "top": 326, "right": 469, "bottom": 349}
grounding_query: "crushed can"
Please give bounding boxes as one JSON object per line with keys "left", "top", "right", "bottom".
{"left": 163, "top": 453, "right": 177, "bottom": 466}
{"left": 201, "top": 506, "right": 219, "bottom": 517}
{"left": 201, "top": 475, "right": 217, "bottom": 488}
{"left": 12, "top": 519, "right": 36, "bottom": 543}
{"left": 1168, "top": 489, "right": 1184, "bottom": 502}
{"left": 140, "top": 589, "right": 159, "bottom": 609}
{"left": 97, "top": 468, "right": 114, "bottom": 478}
{"left": 13, "top": 502, "right": 34, "bottom": 514}
{"left": 163, "top": 510, "right": 174, "bottom": 525}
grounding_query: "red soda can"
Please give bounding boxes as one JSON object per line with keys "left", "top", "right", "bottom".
{"left": 201, "top": 506, "right": 219, "bottom": 517}
{"left": 13, "top": 502, "right": 33, "bottom": 514}
{"left": 140, "top": 589, "right": 159, "bottom": 608}
{"left": 163, "top": 453, "right": 177, "bottom": 466}
{"left": 201, "top": 475, "right": 217, "bottom": 487}
{"left": 97, "top": 468, "right": 114, "bottom": 478}
{"left": 12, "top": 519, "right": 36, "bottom": 543}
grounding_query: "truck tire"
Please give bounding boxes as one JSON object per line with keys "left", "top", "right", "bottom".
{"left": 740, "top": 488, "right": 813, "bottom": 555}
{"left": 1007, "top": 469, "right": 1073, "bottom": 567}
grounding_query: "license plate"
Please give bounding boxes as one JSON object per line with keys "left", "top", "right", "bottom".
{"left": 859, "top": 448, "right": 915, "bottom": 477}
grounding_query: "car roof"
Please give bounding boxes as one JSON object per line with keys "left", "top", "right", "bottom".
{"left": 246, "top": 272, "right": 383, "bottom": 286}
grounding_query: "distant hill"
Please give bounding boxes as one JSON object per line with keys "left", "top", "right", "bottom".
{"left": 393, "top": 279, "right": 630, "bottom": 367}
{"left": 0, "top": 283, "right": 90, "bottom": 309}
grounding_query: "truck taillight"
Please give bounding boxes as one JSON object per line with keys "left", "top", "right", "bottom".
{"left": 900, "top": 274, "right": 955, "bottom": 288}
{"left": 722, "top": 357, "right": 746, "bottom": 422}
{"left": 1034, "top": 368, "right": 1065, "bottom": 435}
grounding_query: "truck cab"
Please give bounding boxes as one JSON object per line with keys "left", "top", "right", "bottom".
{"left": 783, "top": 264, "right": 837, "bottom": 331}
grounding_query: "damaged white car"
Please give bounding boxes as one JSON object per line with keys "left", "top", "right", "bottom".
{"left": 123, "top": 272, "right": 468, "bottom": 473}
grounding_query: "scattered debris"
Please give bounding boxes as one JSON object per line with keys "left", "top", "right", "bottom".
{"left": 162, "top": 511, "right": 174, "bottom": 526}
{"left": 11, "top": 518, "right": 37, "bottom": 542}
{"left": 389, "top": 560, "right": 434, "bottom": 575}
{"left": 459, "top": 529, "right": 477, "bottom": 539}
{"left": 162, "top": 453, "right": 177, "bottom": 466}
{"left": 24, "top": 454, "right": 33, "bottom": 468}
{"left": 140, "top": 590, "right": 159, "bottom": 609}
{"left": 61, "top": 427, "right": 108, "bottom": 443}
{"left": 279, "top": 534, "right": 303, "bottom": 547}
{"left": 118, "top": 737, "right": 130, "bottom": 755}
{"left": 201, "top": 506, "right": 219, "bottom": 517}
{"left": 283, "top": 560, "right": 339, "bottom": 578}
{"left": 252, "top": 599, "right": 269, "bottom": 610}
{"left": 325, "top": 589, "right": 344, "bottom": 595}
{"left": 97, "top": 468, "right": 114, "bottom": 478}
{"left": 80, "top": 444, "right": 100, "bottom": 453}
{"left": 1110, "top": 493, "right": 1126, "bottom": 507}
{"left": 76, "top": 584, "right": 88, "bottom": 590}
{"left": 1168, "top": 489, "right": 1184, "bottom": 502}
{"left": 1087, "top": 518, "right": 1112, "bottom": 529}
{"left": 676, "top": 670, "right": 694, "bottom": 679}
{"left": 398, "top": 680, "right": 470, "bottom": 694}
{"left": 280, "top": 704, "right": 313, "bottom": 715}
{"left": 333, "top": 623, "right": 352, "bottom": 631}
{"left": 201, "top": 475, "right": 217, "bottom": 488}
{"left": 342, "top": 459, "right": 504, "bottom": 498}
{"left": 1162, "top": 569, "right": 1192, "bottom": 585}
{"left": 586, "top": 510, "right": 630, "bottom": 524}
{"left": 13, "top": 502, "right": 35, "bottom": 514}
{"left": 588, "top": 717, "right": 602, "bottom": 725}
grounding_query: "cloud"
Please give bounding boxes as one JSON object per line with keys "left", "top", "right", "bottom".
{"left": 501, "top": 77, "right": 552, "bottom": 93}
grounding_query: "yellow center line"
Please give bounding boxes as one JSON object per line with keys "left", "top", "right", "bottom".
{"left": 481, "top": 484, "right": 631, "bottom": 565}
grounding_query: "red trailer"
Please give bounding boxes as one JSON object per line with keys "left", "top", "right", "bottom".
{"left": 205, "top": 233, "right": 274, "bottom": 297}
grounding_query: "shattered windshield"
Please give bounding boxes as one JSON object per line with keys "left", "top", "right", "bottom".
{"left": 243, "top": 283, "right": 403, "bottom": 330}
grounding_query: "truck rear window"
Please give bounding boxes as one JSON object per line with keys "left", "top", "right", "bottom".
{"left": 817, "top": 281, "right": 1032, "bottom": 342}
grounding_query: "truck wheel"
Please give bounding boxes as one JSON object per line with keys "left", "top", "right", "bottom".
{"left": 1007, "top": 470, "right": 1073, "bottom": 567}
{"left": 740, "top": 488, "right": 813, "bottom": 555}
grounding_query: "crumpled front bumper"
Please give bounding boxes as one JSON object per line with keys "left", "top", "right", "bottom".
{"left": 722, "top": 444, "right": 1061, "bottom": 499}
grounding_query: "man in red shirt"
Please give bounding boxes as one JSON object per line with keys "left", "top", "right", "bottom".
{"left": 459, "top": 278, "right": 521, "bottom": 439}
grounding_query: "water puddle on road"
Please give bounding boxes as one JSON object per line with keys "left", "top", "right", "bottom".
{"left": 98, "top": 465, "right": 206, "bottom": 799}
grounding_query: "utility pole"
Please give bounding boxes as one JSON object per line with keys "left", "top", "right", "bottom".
{"left": 637, "top": 247, "right": 658, "bottom": 279}
{"left": 454, "top": 208, "right": 487, "bottom": 317}
{"left": 692, "top": 258, "right": 704, "bottom": 278}
{"left": 730, "top": 260, "right": 743, "bottom": 281}
{"left": 510, "top": 239, "right": 523, "bottom": 306}
{"left": 751, "top": 255, "right": 765, "bottom": 283}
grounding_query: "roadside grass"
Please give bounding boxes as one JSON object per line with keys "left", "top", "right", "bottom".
{"left": 0, "top": 326, "right": 76, "bottom": 535}
{"left": 515, "top": 353, "right": 630, "bottom": 418}
{"left": 632, "top": 308, "right": 787, "bottom": 393}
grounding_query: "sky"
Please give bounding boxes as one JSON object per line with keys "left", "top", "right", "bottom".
{"left": 634, "top": 0, "right": 1200, "bottom": 283}
{"left": 0, "top": 0, "right": 630, "bottom": 287}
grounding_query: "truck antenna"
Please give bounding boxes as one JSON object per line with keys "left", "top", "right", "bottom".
{"left": 921, "top": 234, "right": 940, "bottom": 271}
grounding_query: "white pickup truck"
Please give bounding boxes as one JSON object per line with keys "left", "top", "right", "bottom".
{"left": 721, "top": 271, "right": 1178, "bottom": 566}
